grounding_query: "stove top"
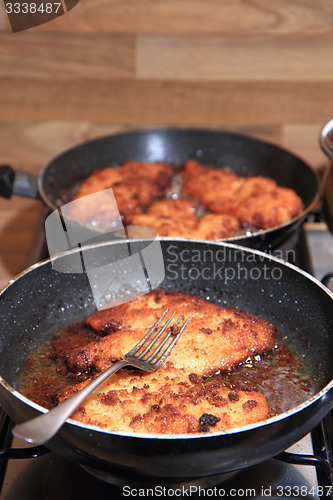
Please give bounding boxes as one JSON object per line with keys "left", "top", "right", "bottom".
{"left": 0, "top": 437, "right": 326, "bottom": 500}
{"left": 0, "top": 220, "right": 332, "bottom": 499}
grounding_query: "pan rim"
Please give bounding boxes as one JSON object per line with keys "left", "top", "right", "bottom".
{"left": 0, "top": 238, "right": 332, "bottom": 441}
{"left": 37, "top": 127, "right": 321, "bottom": 243}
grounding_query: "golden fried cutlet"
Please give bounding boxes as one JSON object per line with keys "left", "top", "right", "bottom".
{"left": 183, "top": 160, "right": 303, "bottom": 230}
{"left": 232, "top": 177, "right": 304, "bottom": 230}
{"left": 68, "top": 161, "right": 173, "bottom": 229}
{"left": 147, "top": 198, "right": 198, "bottom": 223}
{"left": 183, "top": 160, "right": 243, "bottom": 215}
{"left": 127, "top": 199, "right": 241, "bottom": 239}
{"left": 67, "top": 290, "right": 276, "bottom": 377}
{"left": 57, "top": 364, "right": 269, "bottom": 434}
{"left": 192, "top": 213, "right": 241, "bottom": 239}
{"left": 68, "top": 158, "right": 303, "bottom": 236}
{"left": 126, "top": 199, "right": 198, "bottom": 238}
{"left": 55, "top": 289, "right": 275, "bottom": 434}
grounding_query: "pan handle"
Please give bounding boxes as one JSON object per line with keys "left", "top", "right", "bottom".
{"left": 0, "top": 445, "right": 49, "bottom": 461}
{"left": 0, "top": 166, "right": 40, "bottom": 200}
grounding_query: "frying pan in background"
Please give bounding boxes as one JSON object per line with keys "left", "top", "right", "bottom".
{"left": 0, "top": 128, "right": 320, "bottom": 250}
{"left": 0, "top": 239, "right": 332, "bottom": 485}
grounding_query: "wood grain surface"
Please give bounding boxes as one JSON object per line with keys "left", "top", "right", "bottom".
{"left": 0, "top": 0, "right": 332, "bottom": 287}
{"left": 1, "top": 0, "right": 332, "bottom": 35}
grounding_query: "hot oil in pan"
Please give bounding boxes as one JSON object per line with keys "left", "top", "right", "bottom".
{"left": 218, "top": 345, "right": 313, "bottom": 418}
{"left": 16, "top": 318, "right": 314, "bottom": 422}
{"left": 16, "top": 322, "right": 97, "bottom": 410}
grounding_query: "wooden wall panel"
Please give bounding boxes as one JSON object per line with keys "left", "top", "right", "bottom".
{"left": 0, "top": 122, "right": 142, "bottom": 172}
{"left": 137, "top": 34, "right": 333, "bottom": 81}
{"left": 1, "top": 0, "right": 330, "bottom": 36}
{"left": 0, "top": 76, "right": 331, "bottom": 126}
{"left": 0, "top": 32, "right": 135, "bottom": 78}
{"left": 0, "top": 1, "right": 332, "bottom": 128}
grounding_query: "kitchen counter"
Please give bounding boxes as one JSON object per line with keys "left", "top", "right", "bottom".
{"left": 0, "top": 197, "right": 41, "bottom": 290}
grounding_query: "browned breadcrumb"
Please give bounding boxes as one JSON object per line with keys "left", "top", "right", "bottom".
{"left": 68, "top": 160, "right": 303, "bottom": 237}
{"left": 56, "top": 289, "right": 276, "bottom": 434}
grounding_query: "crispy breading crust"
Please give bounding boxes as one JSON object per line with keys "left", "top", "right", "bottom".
{"left": 57, "top": 365, "right": 269, "bottom": 434}
{"left": 67, "top": 290, "right": 277, "bottom": 377}
{"left": 127, "top": 199, "right": 241, "bottom": 239}
{"left": 68, "top": 161, "right": 173, "bottom": 228}
{"left": 57, "top": 290, "right": 276, "bottom": 434}
{"left": 183, "top": 160, "right": 303, "bottom": 230}
{"left": 68, "top": 159, "right": 303, "bottom": 236}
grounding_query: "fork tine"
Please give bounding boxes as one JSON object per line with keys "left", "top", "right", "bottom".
{"left": 127, "top": 308, "right": 170, "bottom": 356}
{"left": 138, "top": 310, "right": 178, "bottom": 358}
{"left": 152, "top": 315, "right": 191, "bottom": 368}
{"left": 144, "top": 313, "right": 184, "bottom": 362}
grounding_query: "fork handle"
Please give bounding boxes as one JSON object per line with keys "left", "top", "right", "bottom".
{"left": 12, "top": 359, "right": 129, "bottom": 445}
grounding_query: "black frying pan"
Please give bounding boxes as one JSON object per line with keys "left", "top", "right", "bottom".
{"left": 0, "top": 238, "right": 332, "bottom": 484}
{"left": 0, "top": 128, "right": 320, "bottom": 250}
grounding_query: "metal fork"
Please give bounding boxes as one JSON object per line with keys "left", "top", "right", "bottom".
{"left": 12, "top": 309, "right": 190, "bottom": 445}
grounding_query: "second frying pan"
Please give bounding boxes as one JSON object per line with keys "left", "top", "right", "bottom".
{"left": 0, "top": 128, "right": 320, "bottom": 249}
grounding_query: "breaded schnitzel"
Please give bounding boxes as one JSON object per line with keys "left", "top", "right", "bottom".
{"left": 53, "top": 290, "right": 277, "bottom": 434}
{"left": 68, "top": 159, "right": 303, "bottom": 238}
{"left": 57, "top": 364, "right": 269, "bottom": 434}
{"left": 183, "top": 160, "right": 303, "bottom": 230}
{"left": 68, "top": 161, "right": 173, "bottom": 229}
{"left": 127, "top": 199, "right": 241, "bottom": 239}
{"left": 67, "top": 290, "right": 277, "bottom": 377}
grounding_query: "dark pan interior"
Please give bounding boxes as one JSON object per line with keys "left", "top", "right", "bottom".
{"left": 0, "top": 240, "right": 332, "bottom": 397}
{"left": 42, "top": 128, "right": 318, "bottom": 211}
